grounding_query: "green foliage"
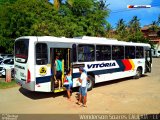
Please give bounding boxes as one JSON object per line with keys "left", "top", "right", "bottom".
{"left": 115, "top": 16, "right": 151, "bottom": 44}
{"left": 0, "top": 0, "right": 109, "bottom": 53}
{"left": 127, "top": 16, "right": 145, "bottom": 43}
{"left": 150, "top": 21, "right": 159, "bottom": 32}
{"left": 127, "top": 31, "right": 149, "bottom": 43}
{"left": 157, "top": 14, "right": 160, "bottom": 27}
{"left": 128, "top": 16, "right": 141, "bottom": 33}
{"left": 0, "top": 0, "right": 54, "bottom": 53}
{"left": 0, "top": 79, "right": 18, "bottom": 89}
{"left": 115, "top": 19, "right": 128, "bottom": 41}
{"left": 0, "top": 0, "right": 17, "bottom": 4}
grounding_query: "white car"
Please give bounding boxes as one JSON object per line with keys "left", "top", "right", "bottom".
{"left": 0, "top": 54, "right": 13, "bottom": 59}
{"left": 0, "top": 58, "right": 14, "bottom": 77}
{"left": 0, "top": 57, "right": 3, "bottom": 64}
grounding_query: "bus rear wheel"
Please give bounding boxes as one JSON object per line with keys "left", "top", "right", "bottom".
{"left": 87, "top": 75, "right": 95, "bottom": 91}
{"left": 134, "top": 68, "right": 142, "bottom": 79}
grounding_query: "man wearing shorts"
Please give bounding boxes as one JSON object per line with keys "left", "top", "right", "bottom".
{"left": 77, "top": 67, "right": 87, "bottom": 107}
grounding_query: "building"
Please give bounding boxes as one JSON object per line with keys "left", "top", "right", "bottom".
{"left": 141, "top": 25, "right": 160, "bottom": 57}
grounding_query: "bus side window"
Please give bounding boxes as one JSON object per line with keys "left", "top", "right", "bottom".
{"left": 36, "top": 43, "right": 48, "bottom": 65}
{"left": 136, "top": 46, "right": 144, "bottom": 58}
{"left": 125, "top": 46, "right": 135, "bottom": 59}
{"left": 78, "top": 44, "right": 95, "bottom": 62}
{"left": 112, "top": 46, "right": 124, "bottom": 60}
{"left": 96, "top": 45, "right": 111, "bottom": 61}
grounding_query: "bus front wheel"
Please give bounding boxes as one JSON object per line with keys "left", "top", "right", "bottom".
{"left": 134, "top": 68, "right": 142, "bottom": 79}
{"left": 87, "top": 75, "right": 95, "bottom": 91}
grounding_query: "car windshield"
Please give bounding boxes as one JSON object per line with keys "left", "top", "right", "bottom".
{"left": 3, "top": 59, "right": 14, "bottom": 65}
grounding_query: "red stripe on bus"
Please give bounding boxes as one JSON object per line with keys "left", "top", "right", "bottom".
{"left": 122, "top": 59, "right": 132, "bottom": 71}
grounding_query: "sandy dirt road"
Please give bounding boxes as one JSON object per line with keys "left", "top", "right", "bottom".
{"left": 0, "top": 58, "right": 160, "bottom": 114}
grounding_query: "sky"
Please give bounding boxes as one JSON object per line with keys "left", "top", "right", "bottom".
{"left": 106, "top": 0, "right": 160, "bottom": 28}
{"left": 49, "top": 0, "right": 160, "bottom": 28}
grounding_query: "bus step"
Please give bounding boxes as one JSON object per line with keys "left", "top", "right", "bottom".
{"left": 54, "top": 87, "right": 66, "bottom": 93}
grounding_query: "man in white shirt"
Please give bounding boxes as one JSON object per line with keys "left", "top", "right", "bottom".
{"left": 77, "top": 67, "right": 87, "bottom": 107}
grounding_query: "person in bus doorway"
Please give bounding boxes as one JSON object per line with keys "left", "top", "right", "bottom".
{"left": 54, "top": 53, "right": 62, "bottom": 89}
{"left": 63, "top": 68, "right": 73, "bottom": 101}
{"left": 76, "top": 67, "right": 88, "bottom": 107}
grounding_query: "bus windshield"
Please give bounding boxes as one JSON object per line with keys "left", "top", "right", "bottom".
{"left": 15, "top": 39, "right": 29, "bottom": 63}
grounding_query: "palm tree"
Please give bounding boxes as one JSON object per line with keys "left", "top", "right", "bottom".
{"left": 129, "top": 16, "right": 140, "bottom": 33}
{"left": 116, "top": 19, "right": 126, "bottom": 32}
{"left": 116, "top": 19, "right": 128, "bottom": 40}
{"left": 116, "top": 19, "right": 126, "bottom": 34}
{"left": 157, "top": 15, "right": 160, "bottom": 26}
{"left": 106, "top": 22, "right": 113, "bottom": 38}
{"left": 150, "top": 21, "right": 158, "bottom": 32}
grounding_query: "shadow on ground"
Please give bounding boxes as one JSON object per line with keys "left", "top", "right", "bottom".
{"left": 19, "top": 87, "right": 79, "bottom": 100}
{"left": 18, "top": 75, "right": 148, "bottom": 100}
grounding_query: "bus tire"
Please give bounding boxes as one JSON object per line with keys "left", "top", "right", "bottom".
{"left": 134, "top": 68, "right": 142, "bottom": 79}
{"left": 87, "top": 75, "right": 95, "bottom": 91}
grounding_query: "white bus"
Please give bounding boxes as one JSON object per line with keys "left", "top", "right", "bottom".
{"left": 14, "top": 36, "right": 152, "bottom": 92}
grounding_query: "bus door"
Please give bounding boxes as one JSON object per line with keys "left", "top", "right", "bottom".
{"left": 50, "top": 48, "right": 71, "bottom": 93}
{"left": 35, "top": 43, "right": 52, "bottom": 92}
{"left": 145, "top": 48, "right": 152, "bottom": 73}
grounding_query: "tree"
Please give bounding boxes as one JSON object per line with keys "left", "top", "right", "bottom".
{"left": 114, "top": 16, "right": 149, "bottom": 43}
{"left": 0, "top": 0, "right": 17, "bottom": 4}
{"left": 0, "top": 0, "right": 110, "bottom": 53}
{"left": 67, "top": 0, "right": 74, "bottom": 7}
{"left": 127, "top": 30, "right": 149, "bottom": 43}
{"left": 116, "top": 19, "right": 126, "bottom": 32}
{"left": 60, "top": 0, "right": 109, "bottom": 37}
{"left": 157, "top": 14, "right": 160, "bottom": 27}
{"left": 128, "top": 16, "right": 141, "bottom": 33}
{"left": 126, "top": 16, "right": 149, "bottom": 43}
{"left": 115, "top": 19, "right": 128, "bottom": 41}
{"left": 105, "top": 22, "right": 113, "bottom": 38}
{"left": 54, "top": 0, "right": 60, "bottom": 10}
{"left": 0, "top": 0, "right": 55, "bottom": 53}
{"left": 150, "top": 21, "right": 158, "bottom": 32}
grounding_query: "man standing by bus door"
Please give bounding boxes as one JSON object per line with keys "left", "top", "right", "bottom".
{"left": 54, "top": 53, "right": 62, "bottom": 89}
{"left": 77, "top": 67, "right": 88, "bottom": 107}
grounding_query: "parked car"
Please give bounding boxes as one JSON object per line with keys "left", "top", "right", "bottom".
{"left": 0, "top": 54, "right": 13, "bottom": 59}
{"left": 151, "top": 49, "right": 160, "bottom": 57}
{"left": 0, "top": 58, "right": 14, "bottom": 78}
{"left": 0, "top": 57, "right": 3, "bottom": 64}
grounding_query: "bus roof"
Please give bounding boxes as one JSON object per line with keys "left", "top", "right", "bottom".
{"left": 15, "top": 36, "right": 151, "bottom": 47}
